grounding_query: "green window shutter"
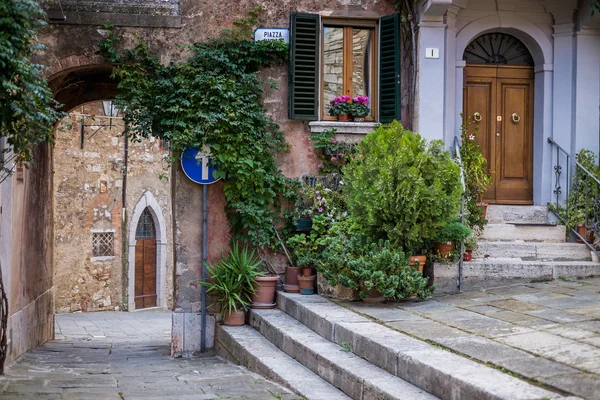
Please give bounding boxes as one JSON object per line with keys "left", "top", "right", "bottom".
{"left": 289, "top": 12, "right": 320, "bottom": 120}
{"left": 379, "top": 13, "right": 400, "bottom": 123}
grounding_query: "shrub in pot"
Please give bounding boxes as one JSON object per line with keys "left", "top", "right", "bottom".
{"left": 349, "top": 96, "right": 370, "bottom": 122}
{"left": 199, "top": 243, "right": 261, "bottom": 326}
{"left": 329, "top": 95, "right": 351, "bottom": 121}
{"left": 463, "top": 236, "right": 477, "bottom": 262}
{"left": 434, "top": 221, "right": 472, "bottom": 258}
{"left": 343, "top": 121, "right": 462, "bottom": 259}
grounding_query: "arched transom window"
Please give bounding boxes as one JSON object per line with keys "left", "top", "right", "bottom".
{"left": 463, "top": 33, "right": 534, "bottom": 66}
{"left": 135, "top": 208, "right": 156, "bottom": 240}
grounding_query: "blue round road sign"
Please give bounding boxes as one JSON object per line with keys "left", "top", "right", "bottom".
{"left": 181, "top": 147, "right": 220, "bottom": 185}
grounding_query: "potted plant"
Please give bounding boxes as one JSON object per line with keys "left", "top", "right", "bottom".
{"left": 199, "top": 243, "right": 261, "bottom": 326}
{"left": 297, "top": 254, "right": 315, "bottom": 277}
{"left": 349, "top": 96, "right": 370, "bottom": 122}
{"left": 251, "top": 260, "right": 280, "bottom": 309}
{"left": 329, "top": 95, "right": 351, "bottom": 121}
{"left": 343, "top": 121, "right": 463, "bottom": 267}
{"left": 463, "top": 236, "right": 477, "bottom": 261}
{"left": 434, "top": 221, "right": 472, "bottom": 258}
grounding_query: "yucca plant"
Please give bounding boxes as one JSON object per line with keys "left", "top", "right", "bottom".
{"left": 200, "top": 243, "right": 263, "bottom": 317}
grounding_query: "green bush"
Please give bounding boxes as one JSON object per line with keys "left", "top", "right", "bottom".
{"left": 343, "top": 121, "right": 462, "bottom": 254}
{"left": 199, "top": 243, "right": 262, "bottom": 317}
{"left": 435, "top": 221, "right": 472, "bottom": 243}
{"left": 317, "top": 219, "right": 433, "bottom": 300}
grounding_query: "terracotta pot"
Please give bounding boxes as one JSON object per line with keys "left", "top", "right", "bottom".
{"left": 361, "top": 287, "right": 385, "bottom": 303}
{"left": 409, "top": 255, "right": 426, "bottom": 273}
{"left": 477, "top": 202, "right": 489, "bottom": 219}
{"left": 251, "top": 276, "right": 279, "bottom": 309}
{"left": 301, "top": 267, "right": 314, "bottom": 276}
{"left": 463, "top": 250, "right": 473, "bottom": 262}
{"left": 297, "top": 274, "right": 316, "bottom": 295}
{"left": 576, "top": 224, "right": 594, "bottom": 244}
{"left": 434, "top": 241, "right": 455, "bottom": 258}
{"left": 223, "top": 310, "right": 245, "bottom": 326}
{"left": 338, "top": 113, "right": 349, "bottom": 122}
{"left": 284, "top": 266, "right": 300, "bottom": 293}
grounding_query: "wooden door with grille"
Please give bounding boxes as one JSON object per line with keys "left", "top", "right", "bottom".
{"left": 134, "top": 208, "right": 157, "bottom": 309}
{"left": 463, "top": 65, "right": 534, "bottom": 204}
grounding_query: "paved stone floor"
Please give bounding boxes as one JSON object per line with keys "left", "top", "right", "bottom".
{"left": 343, "top": 277, "right": 600, "bottom": 399}
{"left": 0, "top": 311, "right": 300, "bottom": 400}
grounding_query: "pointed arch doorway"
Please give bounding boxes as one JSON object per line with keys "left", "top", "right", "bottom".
{"left": 463, "top": 32, "right": 535, "bottom": 204}
{"left": 134, "top": 208, "right": 157, "bottom": 309}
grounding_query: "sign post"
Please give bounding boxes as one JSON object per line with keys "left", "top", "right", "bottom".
{"left": 181, "top": 147, "right": 220, "bottom": 353}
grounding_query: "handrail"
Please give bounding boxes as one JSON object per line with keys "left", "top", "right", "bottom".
{"left": 547, "top": 138, "right": 600, "bottom": 259}
{"left": 453, "top": 136, "right": 466, "bottom": 292}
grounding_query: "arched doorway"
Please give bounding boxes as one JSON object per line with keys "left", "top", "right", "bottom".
{"left": 134, "top": 208, "right": 157, "bottom": 309}
{"left": 463, "top": 32, "right": 535, "bottom": 204}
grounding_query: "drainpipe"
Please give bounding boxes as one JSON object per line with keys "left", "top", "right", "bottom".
{"left": 122, "top": 134, "right": 129, "bottom": 310}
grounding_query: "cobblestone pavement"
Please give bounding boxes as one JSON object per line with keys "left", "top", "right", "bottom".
{"left": 344, "top": 277, "right": 600, "bottom": 399}
{"left": 0, "top": 311, "right": 300, "bottom": 400}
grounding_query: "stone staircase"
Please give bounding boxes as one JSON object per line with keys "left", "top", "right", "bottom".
{"left": 434, "top": 205, "right": 600, "bottom": 293}
{"left": 216, "top": 292, "right": 571, "bottom": 400}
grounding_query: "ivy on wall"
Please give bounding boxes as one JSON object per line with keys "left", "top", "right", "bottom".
{"left": 97, "top": 6, "right": 297, "bottom": 248}
{"left": 0, "top": 0, "right": 63, "bottom": 174}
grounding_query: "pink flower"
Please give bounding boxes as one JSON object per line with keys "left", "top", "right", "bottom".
{"left": 352, "top": 96, "right": 369, "bottom": 105}
{"left": 318, "top": 207, "right": 323, "bottom": 213}
{"left": 352, "top": 157, "right": 355, "bottom": 161}
{"left": 332, "top": 156, "right": 337, "bottom": 161}
{"left": 315, "top": 191, "right": 320, "bottom": 194}
{"left": 318, "top": 163, "right": 322, "bottom": 168}
{"left": 469, "top": 135, "right": 475, "bottom": 141}
{"left": 330, "top": 137, "right": 336, "bottom": 142}
{"left": 317, "top": 196, "right": 321, "bottom": 200}
{"left": 337, "top": 152, "right": 342, "bottom": 156}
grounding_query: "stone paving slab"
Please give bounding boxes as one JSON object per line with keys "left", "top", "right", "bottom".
{"left": 340, "top": 278, "right": 600, "bottom": 399}
{"left": 0, "top": 311, "right": 301, "bottom": 400}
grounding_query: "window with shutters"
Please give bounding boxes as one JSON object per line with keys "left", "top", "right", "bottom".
{"left": 289, "top": 13, "right": 400, "bottom": 124}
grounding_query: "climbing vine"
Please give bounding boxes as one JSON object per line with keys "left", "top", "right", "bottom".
{"left": 98, "top": 6, "right": 296, "bottom": 248}
{"left": 0, "top": 0, "right": 63, "bottom": 179}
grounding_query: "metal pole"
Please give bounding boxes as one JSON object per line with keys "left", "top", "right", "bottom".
{"left": 201, "top": 183, "right": 208, "bottom": 353}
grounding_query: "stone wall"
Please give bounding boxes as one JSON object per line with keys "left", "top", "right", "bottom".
{"left": 53, "top": 101, "right": 173, "bottom": 313}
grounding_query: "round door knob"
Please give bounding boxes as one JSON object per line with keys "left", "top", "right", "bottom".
{"left": 496, "top": 132, "right": 501, "bottom": 137}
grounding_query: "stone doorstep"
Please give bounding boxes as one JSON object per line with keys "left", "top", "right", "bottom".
{"left": 216, "top": 325, "right": 350, "bottom": 400}
{"left": 480, "top": 223, "right": 566, "bottom": 242}
{"left": 474, "top": 242, "right": 592, "bottom": 261}
{"left": 277, "top": 292, "right": 570, "bottom": 400}
{"left": 486, "top": 205, "right": 549, "bottom": 225}
{"left": 248, "top": 309, "right": 436, "bottom": 400}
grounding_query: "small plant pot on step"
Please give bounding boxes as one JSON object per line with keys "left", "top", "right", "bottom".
{"left": 576, "top": 224, "right": 594, "bottom": 244}
{"left": 434, "top": 241, "right": 455, "bottom": 258}
{"left": 409, "top": 255, "right": 426, "bottom": 273}
{"left": 361, "top": 287, "right": 385, "bottom": 303}
{"left": 251, "top": 276, "right": 279, "bottom": 309}
{"left": 223, "top": 310, "right": 245, "bottom": 326}
{"left": 463, "top": 250, "right": 473, "bottom": 262}
{"left": 297, "top": 274, "right": 316, "bottom": 295}
{"left": 284, "top": 266, "right": 300, "bottom": 293}
{"left": 477, "top": 202, "right": 489, "bottom": 219}
{"left": 301, "top": 267, "right": 314, "bottom": 276}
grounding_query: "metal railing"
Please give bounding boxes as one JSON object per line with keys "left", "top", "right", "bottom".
{"left": 453, "top": 136, "right": 467, "bottom": 291}
{"left": 548, "top": 138, "right": 600, "bottom": 259}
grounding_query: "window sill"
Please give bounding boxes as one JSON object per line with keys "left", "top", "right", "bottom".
{"left": 308, "top": 121, "right": 378, "bottom": 137}
{"left": 91, "top": 256, "right": 115, "bottom": 262}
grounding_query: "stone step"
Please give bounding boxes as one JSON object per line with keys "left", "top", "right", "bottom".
{"left": 276, "top": 292, "right": 566, "bottom": 400}
{"left": 480, "top": 223, "right": 566, "bottom": 242}
{"left": 474, "top": 241, "right": 592, "bottom": 261}
{"left": 216, "top": 324, "right": 351, "bottom": 400}
{"left": 486, "top": 205, "right": 549, "bottom": 224}
{"left": 434, "top": 259, "right": 600, "bottom": 294}
{"left": 249, "top": 308, "right": 436, "bottom": 400}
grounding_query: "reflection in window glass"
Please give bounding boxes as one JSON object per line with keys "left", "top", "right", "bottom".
{"left": 323, "top": 27, "right": 344, "bottom": 115}
{"left": 352, "top": 28, "right": 373, "bottom": 115}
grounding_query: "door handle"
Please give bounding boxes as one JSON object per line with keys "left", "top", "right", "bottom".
{"left": 512, "top": 113, "right": 521, "bottom": 123}
{"left": 473, "top": 112, "right": 482, "bottom": 122}
{"left": 496, "top": 132, "right": 500, "bottom": 137}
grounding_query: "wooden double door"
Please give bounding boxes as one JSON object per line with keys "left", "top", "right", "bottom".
{"left": 463, "top": 65, "right": 534, "bottom": 204}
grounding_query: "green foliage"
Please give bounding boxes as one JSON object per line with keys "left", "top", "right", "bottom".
{"left": 0, "top": 0, "right": 64, "bottom": 166}
{"left": 348, "top": 103, "right": 370, "bottom": 118}
{"left": 97, "top": 6, "right": 293, "bottom": 248}
{"left": 317, "top": 218, "right": 433, "bottom": 299}
{"left": 464, "top": 235, "right": 478, "bottom": 251}
{"left": 286, "top": 214, "right": 329, "bottom": 267}
{"left": 436, "top": 221, "right": 472, "bottom": 243}
{"left": 592, "top": 0, "right": 600, "bottom": 16}
{"left": 460, "top": 116, "right": 493, "bottom": 231}
{"left": 548, "top": 149, "right": 600, "bottom": 230}
{"left": 343, "top": 121, "right": 462, "bottom": 253}
{"left": 309, "top": 129, "right": 355, "bottom": 173}
{"left": 199, "top": 243, "right": 262, "bottom": 317}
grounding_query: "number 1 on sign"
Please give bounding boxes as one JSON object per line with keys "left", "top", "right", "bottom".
{"left": 195, "top": 152, "right": 209, "bottom": 181}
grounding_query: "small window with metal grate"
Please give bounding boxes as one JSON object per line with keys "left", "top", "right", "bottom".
{"left": 92, "top": 232, "right": 114, "bottom": 257}
{"left": 135, "top": 208, "right": 156, "bottom": 240}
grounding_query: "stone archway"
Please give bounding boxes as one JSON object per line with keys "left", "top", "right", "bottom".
{"left": 128, "top": 191, "right": 168, "bottom": 310}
